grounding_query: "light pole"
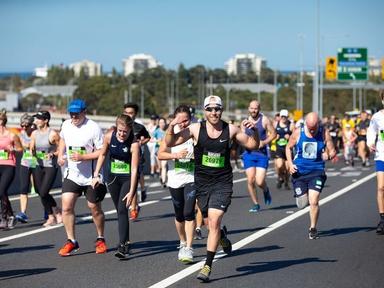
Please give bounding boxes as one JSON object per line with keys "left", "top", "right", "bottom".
{"left": 298, "top": 33, "right": 306, "bottom": 112}
{"left": 313, "top": 0, "right": 320, "bottom": 114}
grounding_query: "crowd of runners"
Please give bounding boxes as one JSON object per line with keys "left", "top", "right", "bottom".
{"left": 1, "top": 91, "right": 384, "bottom": 282}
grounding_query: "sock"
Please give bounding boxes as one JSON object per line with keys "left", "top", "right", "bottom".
{"left": 380, "top": 213, "right": 384, "bottom": 221}
{"left": 205, "top": 250, "right": 216, "bottom": 268}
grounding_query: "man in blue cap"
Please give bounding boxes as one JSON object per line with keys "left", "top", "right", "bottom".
{"left": 57, "top": 99, "right": 107, "bottom": 256}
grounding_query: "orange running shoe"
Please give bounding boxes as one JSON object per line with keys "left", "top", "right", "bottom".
{"left": 130, "top": 205, "right": 141, "bottom": 221}
{"left": 58, "top": 239, "right": 79, "bottom": 257}
{"left": 95, "top": 238, "right": 107, "bottom": 254}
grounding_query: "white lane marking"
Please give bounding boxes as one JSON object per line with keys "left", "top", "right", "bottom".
{"left": 148, "top": 172, "right": 376, "bottom": 288}
{"left": 0, "top": 196, "right": 171, "bottom": 244}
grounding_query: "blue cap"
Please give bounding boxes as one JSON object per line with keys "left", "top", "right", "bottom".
{"left": 68, "top": 99, "right": 86, "bottom": 113}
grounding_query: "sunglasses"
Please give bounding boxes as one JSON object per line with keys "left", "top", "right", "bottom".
{"left": 21, "top": 124, "right": 30, "bottom": 128}
{"left": 70, "top": 112, "right": 81, "bottom": 118}
{"left": 205, "top": 107, "right": 222, "bottom": 112}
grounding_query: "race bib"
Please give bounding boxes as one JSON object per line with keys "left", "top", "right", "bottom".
{"left": 277, "top": 138, "right": 288, "bottom": 146}
{"left": 0, "top": 150, "right": 9, "bottom": 160}
{"left": 329, "top": 131, "right": 337, "bottom": 137}
{"left": 202, "top": 152, "right": 224, "bottom": 168}
{"left": 175, "top": 159, "right": 194, "bottom": 172}
{"left": 111, "top": 159, "right": 130, "bottom": 174}
{"left": 36, "top": 150, "right": 49, "bottom": 160}
{"left": 380, "top": 130, "right": 384, "bottom": 142}
{"left": 22, "top": 150, "right": 37, "bottom": 168}
{"left": 302, "top": 142, "right": 317, "bottom": 159}
{"left": 68, "top": 146, "right": 86, "bottom": 156}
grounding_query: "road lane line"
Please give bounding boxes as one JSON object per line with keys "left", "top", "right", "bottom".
{"left": 148, "top": 172, "right": 376, "bottom": 288}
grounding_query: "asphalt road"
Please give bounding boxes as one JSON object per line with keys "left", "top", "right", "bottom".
{"left": 0, "top": 160, "right": 383, "bottom": 288}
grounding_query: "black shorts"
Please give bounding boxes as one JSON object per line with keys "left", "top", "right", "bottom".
{"left": 19, "top": 165, "right": 34, "bottom": 194}
{"left": 291, "top": 170, "right": 327, "bottom": 197}
{"left": 275, "top": 146, "right": 287, "bottom": 160}
{"left": 195, "top": 177, "right": 233, "bottom": 218}
{"left": 62, "top": 178, "right": 107, "bottom": 203}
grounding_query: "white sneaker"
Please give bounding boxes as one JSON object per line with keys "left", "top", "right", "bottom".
{"left": 180, "top": 247, "right": 194, "bottom": 263}
{"left": 177, "top": 242, "right": 186, "bottom": 261}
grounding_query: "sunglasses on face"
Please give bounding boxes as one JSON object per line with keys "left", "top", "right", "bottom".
{"left": 205, "top": 107, "right": 222, "bottom": 112}
{"left": 70, "top": 112, "right": 81, "bottom": 118}
{"left": 21, "top": 125, "right": 30, "bottom": 128}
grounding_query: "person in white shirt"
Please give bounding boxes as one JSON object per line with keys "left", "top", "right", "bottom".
{"left": 57, "top": 99, "right": 107, "bottom": 256}
{"left": 366, "top": 90, "right": 384, "bottom": 235}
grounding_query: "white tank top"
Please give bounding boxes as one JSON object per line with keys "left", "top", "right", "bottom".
{"left": 167, "top": 138, "right": 194, "bottom": 188}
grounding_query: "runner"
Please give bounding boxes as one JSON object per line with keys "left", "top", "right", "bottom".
{"left": 15, "top": 113, "right": 36, "bottom": 223}
{"left": 158, "top": 105, "right": 196, "bottom": 263}
{"left": 154, "top": 117, "right": 167, "bottom": 187}
{"left": 356, "top": 111, "right": 370, "bottom": 166}
{"left": 366, "top": 90, "right": 384, "bottom": 234}
{"left": 286, "top": 112, "right": 336, "bottom": 239}
{"left": 241, "top": 100, "right": 276, "bottom": 212}
{"left": 123, "top": 103, "right": 150, "bottom": 217}
{"left": 146, "top": 114, "right": 159, "bottom": 178}
{"left": 274, "top": 109, "right": 294, "bottom": 189}
{"left": 164, "top": 95, "right": 260, "bottom": 282}
{"left": 92, "top": 114, "right": 140, "bottom": 259}
{"left": 342, "top": 124, "right": 357, "bottom": 166}
{"left": 57, "top": 99, "right": 107, "bottom": 256}
{"left": 30, "top": 110, "right": 62, "bottom": 227}
{"left": 0, "top": 110, "right": 23, "bottom": 230}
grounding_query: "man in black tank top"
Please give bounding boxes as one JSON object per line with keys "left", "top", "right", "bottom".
{"left": 165, "top": 96, "right": 260, "bottom": 282}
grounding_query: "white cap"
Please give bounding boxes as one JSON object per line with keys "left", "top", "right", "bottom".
{"left": 280, "top": 109, "right": 289, "bottom": 117}
{"left": 204, "top": 95, "right": 222, "bottom": 109}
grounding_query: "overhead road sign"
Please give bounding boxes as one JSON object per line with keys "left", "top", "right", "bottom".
{"left": 337, "top": 48, "right": 368, "bottom": 81}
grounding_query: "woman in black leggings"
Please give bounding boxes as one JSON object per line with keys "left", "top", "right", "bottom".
{"left": 30, "top": 111, "right": 62, "bottom": 227}
{"left": 158, "top": 105, "right": 196, "bottom": 263}
{"left": 92, "top": 114, "right": 140, "bottom": 259}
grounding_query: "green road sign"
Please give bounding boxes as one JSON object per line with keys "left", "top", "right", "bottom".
{"left": 337, "top": 48, "right": 368, "bottom": 81}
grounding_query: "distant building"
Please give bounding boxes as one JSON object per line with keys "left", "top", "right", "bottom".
{"left": 0, "top": 91, "right": 20, "bottom": 111}
{"left": 369, "top": 57, "right": 381, "bottom": 77}
{"left": 225, "top": 53, "right": 267, "bottom": 76}
{"left": 69, "top": 60, "right": 102, "bottom": 77}
{"left": 122, "top": 54, "right": 160, "bottom": 76}
{"left": 34, "top": 66, "right": 48, "bottom": 78}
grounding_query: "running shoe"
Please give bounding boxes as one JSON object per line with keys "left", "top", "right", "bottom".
{"left": 95, "top": 238, "right": 107, "bottom": 254}
{"left": 58, "top": 239, "right": 79, "bottom": 256}
{"left": 16, "top": 212, "right": 28, "bottom": 223}
{"left": 194, "top": 228, "right": 203, "bottom": 240}
{"left": 6, "top": 216, "right": 17, "bottom": 230}
{"left": 219, "top": 226, "right": 232, "bottom": 254}
{"left": 177, "top": 242, "right": 186, "bottom": 261}
{"left": 115, "top": 242, "right": 130, "bottom": 259}
{"left": 43, "top": 217, "right": 57, "bottom": 227}
{"left": 249, "top": 204, "right": 261, "bottom": 213}
{"left": 263, "top": 187, "right": 272, "bottom": 205}
{"left": 308, "top": 228, "right": 319, "bottom": 240}
{"left": 376, "top": 221, "right": 384, "bottom": 235}
{"left": 130, "top": 207, "right": 139, "bottom": 220}
{"left": 180, "top": 247, "right": 194, "bottom": 264}
{"left": 197, "top": 265, "right": 211, "bottom": 282}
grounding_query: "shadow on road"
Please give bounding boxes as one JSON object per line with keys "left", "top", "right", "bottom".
{"left": 0, "top": 268, "right": 56, "bottom": 281}
{"left": 211, "top": 257, "right": 337, "bottom": 282}
{"left": 0, "top": 244, "right": 55, "bottom": 255}
{"left": 319, "top": 226, "right": 376, "bottom": 237}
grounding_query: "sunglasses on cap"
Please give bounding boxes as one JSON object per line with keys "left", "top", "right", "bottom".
{"left": 205, "top": 106, "right": 222, "bottom": 112}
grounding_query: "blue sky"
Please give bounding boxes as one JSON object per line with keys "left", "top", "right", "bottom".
{"left": 0, "top": 0, "right": 382, "bottom": 72}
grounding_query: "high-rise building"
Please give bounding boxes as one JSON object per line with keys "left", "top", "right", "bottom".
{"left": 225, "top": 53, "right": 266, "bottom": 76}
{"left": 34, "top": 65, "right": 48, "bottom": 78}
{"left": 122, "top": 54, "right": 160, "bottom": 76}
{"left": 69, "top": 60, "right": 102, "bottom": 77}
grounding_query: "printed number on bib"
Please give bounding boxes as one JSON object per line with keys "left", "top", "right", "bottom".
{"left": 202, "top": 152, "right": 224, "bottom": 168}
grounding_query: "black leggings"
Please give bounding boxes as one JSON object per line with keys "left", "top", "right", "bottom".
{"left": 19, "top": 165, "right": 34, "bottom": 194}
{"left": 0, "top": 165, "right": 15, "bottom": 218}
{"left": 169, "top": 182, "right": 196, "bottom": 222}
{"left": 107, "top": 175, "right": 131, "bottom": 244}
{"left": 32, "top": 166, "right": 58, "bottom": 214}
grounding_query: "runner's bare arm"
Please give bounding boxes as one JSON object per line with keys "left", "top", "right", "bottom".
{"left": 232, "top": 123, "right": 260, "bottom": 150}
{"left": 164, "top": 114, "right": 196, "bottom": 147}
{"left": 286, "top": 127, "right": 299, "bottom": 174}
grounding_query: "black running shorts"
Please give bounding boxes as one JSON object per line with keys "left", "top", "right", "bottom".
{"left": 62, "top": 178, "right": 107, "bottom": 203}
